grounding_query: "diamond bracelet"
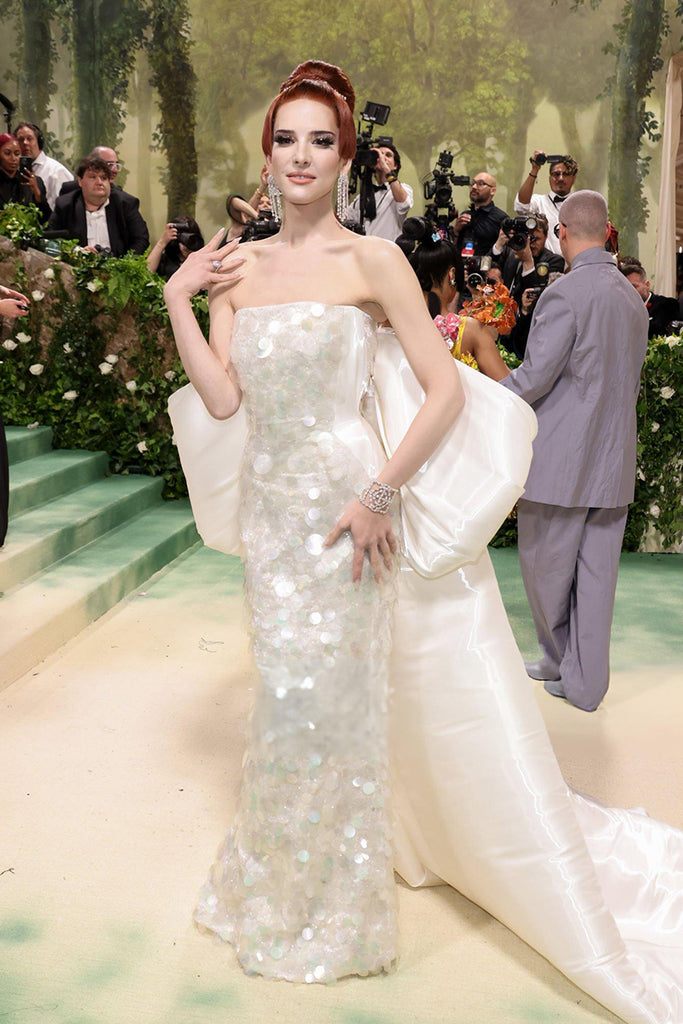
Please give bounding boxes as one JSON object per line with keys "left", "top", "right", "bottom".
{"left": 359, "top": 480, "right": 398, "bottom": 515}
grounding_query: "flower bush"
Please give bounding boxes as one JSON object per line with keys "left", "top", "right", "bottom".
{"left": 0, "top": 204, "right": 208, "bottom": 498}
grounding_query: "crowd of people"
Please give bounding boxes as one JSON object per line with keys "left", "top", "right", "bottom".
{"left": 1, "top": 118, "right": 681, "bottom": 336}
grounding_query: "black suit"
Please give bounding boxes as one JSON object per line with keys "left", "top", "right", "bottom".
{"left": 48, "top": 187, "right": 149, "bottom": 256}
{"left": 456, "top": 201, "right": 508, "bottom": 256}
{"left": 491, "top": 243, "right": 565, "bottom": 302}
{"left": 646, "top": 292, "right": 679, "bottom": 339}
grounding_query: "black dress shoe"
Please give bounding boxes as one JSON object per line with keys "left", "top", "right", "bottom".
{"left": 543, "top": 678, "right": 567, "bottom": 699}
{"left": 525, "top": 660, "right": 561, "bottom": 681}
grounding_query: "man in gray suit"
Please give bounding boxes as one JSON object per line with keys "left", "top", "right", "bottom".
{"left": 500, "top": 190, "right": 648, "bottom": 711}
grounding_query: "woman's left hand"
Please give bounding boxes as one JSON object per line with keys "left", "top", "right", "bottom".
{"left": 324, "top": 499, "right": 398, "bottom": 584}
{"left": 0, "top": 286, "right": 29, "bottom": 318}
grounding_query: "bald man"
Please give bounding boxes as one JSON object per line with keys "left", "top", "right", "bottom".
{"left": 500, "top": 190, "right": 648, "bottom": 712}
{"left": 452, "top": 171, "right": 508, "bottom": 256}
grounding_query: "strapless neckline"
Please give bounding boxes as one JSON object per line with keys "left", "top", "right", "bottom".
{"left": 233, "top": 301, "right": 375, "bottom": 324}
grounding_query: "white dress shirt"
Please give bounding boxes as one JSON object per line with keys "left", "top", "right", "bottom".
{"left": 85, "top": 200, "right": 112, "bottom": 250}
{"left": 348, "top": 183, "right": 414, "bottom": 242}
{"left": 31, "top": 151, "right": 74, "bottom": 209}
{"left": 513, "top": 191, "right": 569, "bottom": 256}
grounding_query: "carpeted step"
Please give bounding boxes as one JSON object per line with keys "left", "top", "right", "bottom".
{"left": 0, "top": 501, "right": 199, "bottom": 690}
{"left": 8, "top": 449, "right": 110, "bottom": 517}
{"left": 0, "top": 474, "right": 164, "bottom": 593}
{"left": 4, "top": 425, "right": 54, "bottom": 463}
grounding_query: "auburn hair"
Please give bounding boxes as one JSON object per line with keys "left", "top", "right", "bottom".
{"left": 261, "top": 60, "right": 357, "bottom": 161}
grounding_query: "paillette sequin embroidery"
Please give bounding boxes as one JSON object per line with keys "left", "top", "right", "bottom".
{"left": 194, "top": 303, "right": 399, "bottom": 982}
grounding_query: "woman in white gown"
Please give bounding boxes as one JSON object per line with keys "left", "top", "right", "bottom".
{"left": 166, "top": 61, "right": 683, "bottom": 1022}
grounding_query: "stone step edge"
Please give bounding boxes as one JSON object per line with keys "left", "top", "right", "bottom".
{"left": 0, "top": 475, "right": 165, "bottom": 594}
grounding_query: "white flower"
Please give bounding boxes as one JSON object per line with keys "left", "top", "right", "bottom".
{"left": 98, "top": 361, "right": 113, "bottom": 375}
{"left": 16, "top": 331, "right": 31, "bottom": 344}
{"left": 31, "top": 289, "right": 44, "bottom": 301}
{"left": 136, "top": 440, "right": 148, "bottom": 453}
{"left": 29, "top": 363, "right": 44, "bottom": 375}
{"left": 27, "top": 421, "right": 39, "bottom": 429}
{"left": 126, "top": 380, "right": 137, "bottom": 393}
{"left": 2, "top": 339, "right": 18, "bottom": 351}
{"left": 43, "top": 267, "right": 55, "bottom": 280}
{"left": 62, "top": 390, "right": 78, "bottom": 401}
{"left": 164, "top": 370, "right": 176, "bottom": 381}
{"left": 665, "top": 335, "right": 680, "bottom": 347}
{"left": 650, "top": 421, "right": 660, "bottom": 433}
{"left": 636, "top": 468, "right": 645, "bottom": 481}
{"left": 63, "top": 343, "right": 72, "bottom": 353}
{"left": 650, "top": 504, "right": 660, "bottom": 519}
{"left": 86, "top": 279, "right": 103, "bottom": 293}
{"left": 105, "top": 353, "right": 119, "bottom": 365}
{"left": 660, "top": 386, "right": 674, "bottom": 400}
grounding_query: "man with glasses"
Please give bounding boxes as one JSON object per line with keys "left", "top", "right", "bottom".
{"left": 452, "top": 172, "right": 508, "bottom": 256}
{"left": 500, "top": 190, "right": 648, "bottom": 712}
{"left": 514, "top": 151, "right": 578, "bottom": 256}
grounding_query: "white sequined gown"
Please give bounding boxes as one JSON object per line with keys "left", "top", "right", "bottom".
{"left": 193, "top": 303, "right": 399, "bottom": 981}
{"left": 168, "top": 303, "right": 683, "bottom": 1021}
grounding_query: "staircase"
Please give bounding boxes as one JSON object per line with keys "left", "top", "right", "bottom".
{"left": 0, "top": 426, "right": 199, "bottom": 690}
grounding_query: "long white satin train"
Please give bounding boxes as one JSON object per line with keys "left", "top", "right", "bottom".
{"left": 390, "top": 557, "right": 683, "bottom": 1024}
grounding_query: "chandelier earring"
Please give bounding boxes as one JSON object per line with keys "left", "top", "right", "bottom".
{"left": 267, "top": 173, "right": 282, "bottom": 222}
{"left": 336, "top": 171, "right": 349, "bottom": 221}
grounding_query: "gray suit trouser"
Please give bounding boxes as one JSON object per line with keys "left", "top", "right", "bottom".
{"left": 517, "top": 500, "right": 628, "bottom": 711}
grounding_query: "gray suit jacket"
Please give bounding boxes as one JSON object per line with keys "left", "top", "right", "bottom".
{"left": 500, "top": 247, "right": 648, "bottom": 508}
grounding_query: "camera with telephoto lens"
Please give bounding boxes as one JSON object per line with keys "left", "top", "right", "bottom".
{"left": 532, "top": 152, "right": 566, "bottom": 166}
{"left": 501, "top": 215, "right": 538, "bottom": 252}
{"left": 464, "top": 254, "right": 493, "bottom": 290}
{"left": 239, "top": 210, "right": 280, "bottom": 243}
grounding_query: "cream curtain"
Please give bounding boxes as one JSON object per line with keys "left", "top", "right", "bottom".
{"left": 655, "top": 52, "right": 683, "bottom": 295}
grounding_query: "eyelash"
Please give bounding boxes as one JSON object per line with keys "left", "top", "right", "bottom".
{"left": 273, "top": 135, "right": 335, "bottom": 147}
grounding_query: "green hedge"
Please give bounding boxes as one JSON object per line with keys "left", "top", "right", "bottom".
{"left": 0, "top": 205, "right": 681, "bottom": 548}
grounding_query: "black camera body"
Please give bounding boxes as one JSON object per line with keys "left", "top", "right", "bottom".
{"left": 502, "top": 215, "right": 537, "bottom": 251}
{"left": 420, "top": 151, "right": 470, "bottom": 239}
{"left": 532, "top": 151, "right": 566, "bottom": 167}
{"left": 464, "top": 254, "right": 493, "bottom": 290}
{"left": 240, "top": 210, "right": 280, "bottom": 243}
{"left": 171, "top": 223, "right": 203, "bottom": 252}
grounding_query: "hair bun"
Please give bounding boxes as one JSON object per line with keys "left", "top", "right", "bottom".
{"left": 280, "top": 61, "right": 355, "bottom": 115}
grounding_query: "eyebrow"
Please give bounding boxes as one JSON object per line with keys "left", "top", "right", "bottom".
{"left": 274, "top": 129, "right": 337, "bottom": 137}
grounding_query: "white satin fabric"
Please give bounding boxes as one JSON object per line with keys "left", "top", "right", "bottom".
{"left": 168, "top": 304, "right": 683, "bottom": 1023}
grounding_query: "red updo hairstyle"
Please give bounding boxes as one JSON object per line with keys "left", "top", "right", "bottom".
{"left": 262, "top": 60, "right": 356, "bottom": 161}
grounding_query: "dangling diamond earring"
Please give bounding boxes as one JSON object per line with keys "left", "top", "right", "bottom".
{"left": 267, "top": 173, "right": 282, "bottom": 222}
{"left": 336, "top": 171, "right": 349, "bottom": 221}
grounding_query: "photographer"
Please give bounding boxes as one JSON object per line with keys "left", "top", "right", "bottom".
{"left": 48, "top": 157, "right": 149, "bottom": 256}
{"left": 452, "top": 172, "right": 508, "bottom": 256}
{"left": 514, "top": 151, "right": 578, "bottom": 256}
{"left": 147, "top": 217, "right": 205, "bottom": 280}
{"left": 490, "top": 213, "right": 564, "bottom": 302}
{"left": 347, "top": 143, "right": 413, "bottom": 241}
{"left": 0, "top": 133, "right": 51, "bottom": 220}
{"left": 15, "top": 121, "right": 73, "bottom": 209}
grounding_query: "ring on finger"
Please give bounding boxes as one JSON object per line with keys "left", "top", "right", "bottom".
{"left": 211, "top": 259, "right": 222, "bottom": 271}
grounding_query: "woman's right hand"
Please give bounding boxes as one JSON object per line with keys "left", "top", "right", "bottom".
{"left": 163, "top": 231, "right": 244, "bottom": 303}
{"left": 160, "top": 222, "right": 178, "bottom": 247}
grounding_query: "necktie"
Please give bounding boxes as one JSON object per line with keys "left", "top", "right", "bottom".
{"left": 552, "top": 194, "right": 565, "bottom": 205}
{"left": 373, "top": 184, "right": 387, "bottom": 192}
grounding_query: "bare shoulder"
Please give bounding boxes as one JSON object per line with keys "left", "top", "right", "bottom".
{"left": 351, "top": 234, "right": 412, "bottom": 291}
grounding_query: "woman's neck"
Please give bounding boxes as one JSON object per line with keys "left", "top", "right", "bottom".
{"left": 278, "top": 196, "right": 344, "bottom": 248}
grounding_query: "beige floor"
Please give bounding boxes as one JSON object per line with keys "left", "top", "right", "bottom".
{"left": 1, "top": 546, "right": 681, "bottom": 1024}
